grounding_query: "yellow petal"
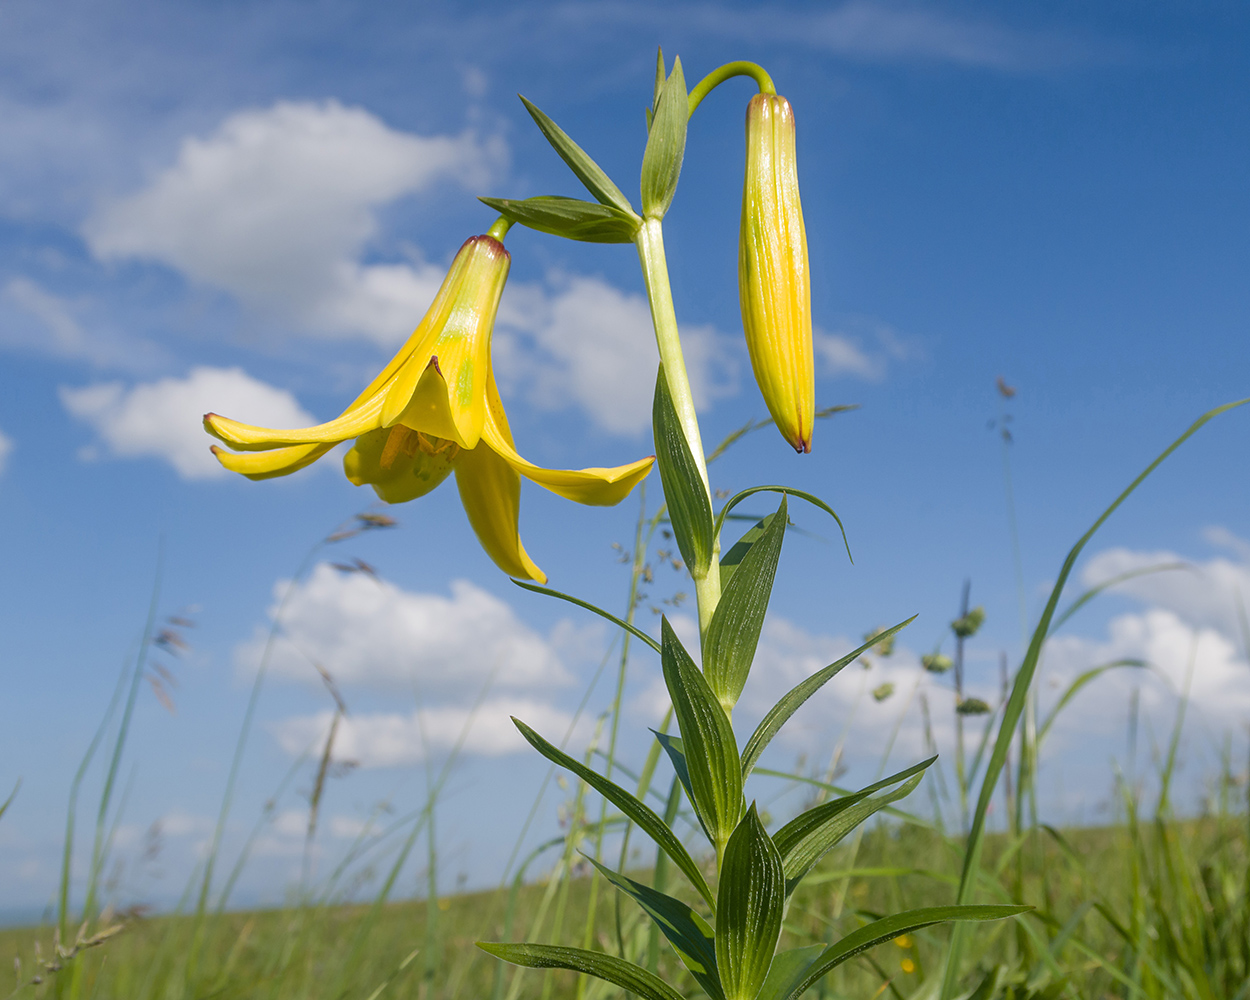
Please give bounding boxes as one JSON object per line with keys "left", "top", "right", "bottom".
{"left": 204, "top": 393, "right": 386, "bottom": 451}
{"left": 211, "top": 442, "right": 334, "bottom": 480}
{"left": 378, "top": 236, "right": 507, "bottom": 449}
{"left": 381, "top": 355, "right": 465, "bottom": 446}
{"left": 343, "top": 426, "right": 459, "bottom": 504}
{"left": 453, "top": 441, "right": 546, "bottom": 583}
{"left": 480, "top": 376, "right": 654, "bottom": 506}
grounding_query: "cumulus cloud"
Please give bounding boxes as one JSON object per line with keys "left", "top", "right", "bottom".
{"left": 271, "top": 697, "right": 584, "bottom": 768}
{"left": 84, "top": 100, "right": 505, "bottom": 344}
{"left": 1079, "top": 545, "right": 1250, "bottom": 643}
{"left": 496, "top": 274, "right": 737, "bottom": 436}
{"left": 238, "top": 565, "right": 576, "bottom": 693}
{"left": 60, "top": 366, "right": 314, "bottom": 479}
{"left": 0, "top": 277, "right": 169, "bottom": 370}
{"left": 813, "top": 320, "right": 917, "bottom": 382}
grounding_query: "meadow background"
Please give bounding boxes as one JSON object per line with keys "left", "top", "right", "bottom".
{"left": 0, "top": 1, "right": 1248, "bottom": 986}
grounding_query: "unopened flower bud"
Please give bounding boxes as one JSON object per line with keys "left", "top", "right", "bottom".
{"left": 922, "top": 653, "right": 953, "bottom": 674}
{"left": 739, "top": 93, "right": 814, "bottom": 454}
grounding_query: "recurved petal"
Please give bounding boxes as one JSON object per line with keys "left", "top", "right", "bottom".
{"left": 204, "top": 393, "right": 386, "bottom": 451}
{"left": 453, "top": 441, "right": 546, "bottom": 583}
{"left": 480, "top": 377, "right": 653, "bottom": 506}
{"left": 210, "top": 442, "right": 335, "bottom": 480}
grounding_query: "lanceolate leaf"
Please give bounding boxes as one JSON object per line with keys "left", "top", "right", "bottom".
{"left": 640, "top": 56, "right": 687, "bottom": 219}
{"left": 513, "top": 579, "right": 661, "bottom": 653}
{"left": 511, "top": 717, "right": 714, "bottom": 907}
{"left": 718, "top": 514, "right": 768, "bottom": 589}
{"left": 653, "top": 367, "right": 714, "bottom": 579}
{"left": 662, "top": 618, "right": 743, "bottom": 856}
{"left": 714, "top": 486, "right": 850, "bottom": 564}
{"left": 785, "top": 905, "right": 1030, "bottom": 1000}
{"left": 756, "top": 945, "right": 824, "bottom": 1000}
{"left": 477, "top": 942, "right": 687, "bottom": 1000}
{"left": 517, "top": 95, "right": 636, "bottom": 214}
{"left": 651, "top": 730, "right": 710, "bottom": 843}
{"left": 586, "top": 857, "right": 724, "bottom": 1000}
{"left": 740, "top": 617, "right": 916, "bottom": 777}
{"left": 775, "top": 769, "right": 929, "bottom": 893}
{"left": 716, "top": 805, "right": 785, "bottom": 1000}
{"left": 703, "top": 496, "right": 787, "bottom": 711}
{"left": 478, "top": 196, "right": 640, "bottom": 243}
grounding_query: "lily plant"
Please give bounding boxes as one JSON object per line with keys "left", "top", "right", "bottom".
{"left": 206, "top": 51, "right": 1027, "bottom": 1000}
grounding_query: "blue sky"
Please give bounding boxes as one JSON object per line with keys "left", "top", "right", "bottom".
{"left": 2, "top": 0, "right": 1250, "bottom": 917}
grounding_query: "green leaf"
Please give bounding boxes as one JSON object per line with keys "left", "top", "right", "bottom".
{"left": 513, "top": 579, "right": 660, "bottom": 654}
{"left": 511, "top": 717, "right": 714, "bottom": 908}
{"left": 718, "top": 515, "right": 768, "bottom": 589}
{"left": 517, "top": 95, "right": 636, "bottom": 214}
{"left": 716, "top": 805, "right": 785, "bottom": 1000}
{"left": 662, "top": 618, "right": 743, "bottom": 856}
{"left": 478, "top": 195, "right": 639, "bottom": 243}
{"left": 740, "top": 617, "right": 915, "bottom": 777}
{"left": 756, "top": 945, "right": 824, "bottom": 1000}
{"left": 653, "top": 366, "right": 714, "bottom": 579}
{"left": 640, "top": 56, "right": 687, "bottom": 219}
{"left": 786, "top": 905, "right": 1031, "bottom": 1000}
{"left": 703, "top": 496, "right": 787, "bottom": 711}
{"left": 714, "top": 486, "right": 850, "bottom": 564}
{"left": 651, "top": 730, "right": 710, "bottom": 843}
{"left": 774, "top": 763, "right": 931, "bottom": 893}
{"left": 586, "top": 857, "right": 723, "bottom": 1000}
{"left": 477, "top": 942, "right": 686, "bottom": 1000}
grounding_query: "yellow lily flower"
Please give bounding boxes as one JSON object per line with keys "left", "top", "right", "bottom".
{"left": 739, "top": 93, "right": 814, "bottom": 454}
{"left": 204, "top": 234, "right": 654, "bottom": 582}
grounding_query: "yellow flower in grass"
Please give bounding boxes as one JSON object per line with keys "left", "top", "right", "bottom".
{"left": 740, "top": 93, "right": 814, "bottom": 454}
{"left": 204, "top": 234, "right": 654, "bottom": 582}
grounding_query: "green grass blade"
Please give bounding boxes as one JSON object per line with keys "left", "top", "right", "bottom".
{"left": 512, "top": 716, "right": 715, "bottom": 908}
{"left": 703, "top": 496, "right": 787, "bottom": 711}
{"left": 1048, "top": 561, "right": 1191, "bottom": 636}
{"left": 517, "top": 95, "right": 636, "bottom": 214}
{"left": 1038, "top": 659, "right": 1147, "bottom": 746}
{"left": 740, "top": 617, "right": 915, "bottom": 777}
{"left": 940, "top": 397, "right": 1249, "bottom": 999}
{"left": 477, "top": 942, "right": 687, "bottom": 1000}
{"left": 662, "top": 618, "right": 743, "bottom": 858}
{"left": 716, "top": 805, "right": 785, "bottom": 1000}
{"left": 513, "top": 579, "right": 661, "bottom": 654}
{"left": 793, "top": 905, "right": 1030, "bottom": 1000}
{"left": 586, "top": 857, "right": 723, "bottom": 1000}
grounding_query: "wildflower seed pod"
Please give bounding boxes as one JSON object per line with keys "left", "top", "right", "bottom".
{"left": 739, "top": 93, "right": 814, "bottom": 454}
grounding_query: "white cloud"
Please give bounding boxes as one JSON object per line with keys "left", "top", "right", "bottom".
{"left": 272, "top": 697, "right": 582, "bottom": 768}
{"left": 84, "top": 100, "right": 505, "bottom": 344}
{"left": 497, "top": 274, "right": 737, "bottom": 436}
{"left": 1079, "top": 546, "right": 1250, "bottom": 641}
{"left": 60, "top": 366, "right": 314, "bottom": 479}
{"left": 0, "top": 428, "right": 11, "bottom": 476}
{"left": 238, "top": 565, "right": 574, "bottom": 693}
{"left": 0, "top": 277, "right": 169, "bottom": 369}
{"left": 813, "top": 320, "right": 917, "bottom": 382}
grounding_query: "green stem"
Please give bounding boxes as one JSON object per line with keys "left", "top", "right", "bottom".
{"left": 488, "top": 215, "right": 514, "bottom": 241}
{"left": 634, "top": 217, "right": 722, "bottom": 635}
{"left": 688, "top": 61, "right": 775, "bottom": 115}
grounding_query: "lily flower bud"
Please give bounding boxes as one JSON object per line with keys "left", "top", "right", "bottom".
{"left": 739, "top": 93, "right": 814, "bottom": 454}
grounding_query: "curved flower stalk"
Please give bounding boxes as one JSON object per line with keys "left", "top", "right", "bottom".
{"left": 739, "top": 92, "right": 814, "bottom": 454}
{"left": 204, "top": 232, "right": 654, "bottom": 582}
